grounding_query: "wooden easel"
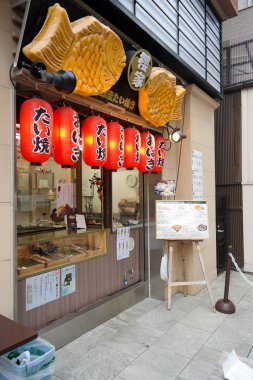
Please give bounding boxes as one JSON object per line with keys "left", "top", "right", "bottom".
{"left": 166, "top": 240, "right": 215, "bottom": 312}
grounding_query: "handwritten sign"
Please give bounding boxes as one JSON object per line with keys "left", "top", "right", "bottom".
{"left": 155, "top": 200, "right": 209, "bottom": 240}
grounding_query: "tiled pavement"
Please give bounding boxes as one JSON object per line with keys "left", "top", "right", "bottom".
{"left": 52, "top": 271, "right": 253, "bottom": 379}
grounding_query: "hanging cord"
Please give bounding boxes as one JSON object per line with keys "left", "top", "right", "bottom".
{"left": 229, "top": 252, "right": 253, "bottom": 286}
{"left": 9, "top": 64, "right": 17, "bottom": 89}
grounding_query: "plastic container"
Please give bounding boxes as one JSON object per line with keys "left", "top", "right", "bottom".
{"left": 0, "top": 338, "right": 55, "bottom": 380}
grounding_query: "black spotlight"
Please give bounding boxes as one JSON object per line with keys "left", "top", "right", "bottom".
{"left": 22, "top": 61, "right": 76, "bottom": 94}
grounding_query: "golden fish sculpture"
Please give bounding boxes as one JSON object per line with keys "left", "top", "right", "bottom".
{"left": 138, "top": 67, "right": 186, "bottom": 127}
{"left": 23, "top": 3, "right": 126, "bottom": 96}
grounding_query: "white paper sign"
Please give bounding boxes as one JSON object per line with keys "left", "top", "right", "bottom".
{"left": 155, "top": 200, "right": 209, "bottom": 240}
{"left": 192, "top": 150, "right": 203, "bottom": 200}
{"left": 26, "top": 270, "right": 60, "bottom": 311}
{"left": 223, "top": 350, "right": 253, "bottom": 380}
{"left": 117, "top": 227, "right": 130, "bottom": 260}
{"left": 76, "top": 214, "right": 86, "bottom": 229}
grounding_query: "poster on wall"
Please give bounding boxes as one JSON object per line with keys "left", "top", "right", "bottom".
{"left": 117, "top": 227, "right": 130, "bottom": 260}
{"left": 26, "top": 270, "right": 60, "bottom": 311}
{"left": 155, "top": 200, "right": 209, "bottom": 240}
{"left": 61, "top": 265, "right": 76, "bottom": 297}
{"left": 192, "top": 150, "right": 203, "bottom": 200}
{"left": 56, "top": 181, "right": 76, "bottom": 209}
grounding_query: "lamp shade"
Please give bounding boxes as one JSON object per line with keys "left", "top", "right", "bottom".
{"left": 138, "top": 131, "right": 155, "bottom": 172}
{"left": 20, "top": 98, "right": 53, "bottom": 165}
{"left": 104, "top": 121, "right": 124, "bottom": 170}
{"left": 82, "top": 116, "right": 107, "bottom": 168}
{"left": 52, "top": 107, "right": 80, "bottom": 167}
{"left": 151, "top": 136, "right": 165, "bottom": 172}
{"left": 123, "top": 128, "right": 140, "bottom": 169}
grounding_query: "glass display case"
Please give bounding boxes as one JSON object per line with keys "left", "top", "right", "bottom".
{"left": 17, "top": 229, "right": 106, "bottom": 278}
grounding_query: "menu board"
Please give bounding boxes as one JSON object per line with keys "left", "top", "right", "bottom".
{"left": 155, "top": 200, "right": 209, "bottom": 240}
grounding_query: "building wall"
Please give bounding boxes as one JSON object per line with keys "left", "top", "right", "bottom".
{"left": 241, "top": 88, "right": 253, "bottom": 271}
{"left": 223, "top": 6, "right": 253, "bottom": 40}
{"left": 163, "top": 85, "right": 219, "bottom": 296}
{"left": 0, "top": 0, "right": 16, "bottom": 318}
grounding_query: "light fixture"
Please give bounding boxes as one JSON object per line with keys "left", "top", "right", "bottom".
{"left": 22, "top": 61, "right": 76, "bottom": 94}
{"left": 169, "top": 129, "right": 187, "bottom": 143}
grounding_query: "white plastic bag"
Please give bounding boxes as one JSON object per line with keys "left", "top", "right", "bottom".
{"left": 160, "top": 255, "right": 169, "bottom": 281}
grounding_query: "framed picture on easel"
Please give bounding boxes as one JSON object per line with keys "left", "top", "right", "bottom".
{"left": 155, "top": 200, "right": 209, "bottom": 240}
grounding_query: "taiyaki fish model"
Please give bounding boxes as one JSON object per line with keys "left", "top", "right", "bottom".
{"left": 138, "top": 67, "right": 186, "bottom": 127}
{"left": 23, "top": 3, "right": 126, "bottom": 96}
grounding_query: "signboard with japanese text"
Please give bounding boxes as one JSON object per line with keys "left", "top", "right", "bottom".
{"left": 155, "top": 200, "right": 209, "bottom": 240}
{"left": 127, "top": 49, "right": 152, "bottom": 90}
{"left": 26, "top": 269, "right": 60, "bottom": 311}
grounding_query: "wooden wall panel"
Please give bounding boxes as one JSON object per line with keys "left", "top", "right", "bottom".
{"left": 17, "top": 228, "right": 141, "bottom": 330}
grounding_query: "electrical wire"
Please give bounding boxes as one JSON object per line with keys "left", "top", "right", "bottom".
{"left": 9, "top": 64, "right": 17, "bottom": 89}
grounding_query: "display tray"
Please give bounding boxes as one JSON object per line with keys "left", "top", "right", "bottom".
{"left": 17, "top": 229, "right": 106, "bottom": 278}
{"left": 17, "top": 225, "right": 65, "bottom": 236}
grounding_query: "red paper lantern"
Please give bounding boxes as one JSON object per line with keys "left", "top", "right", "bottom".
{"left": 82, "top": 116, "right": 107, "bottom": 168}
{"left": 138, "top": 132, "right": 155, "bottom": 172}
{"left": 123, "top": 128, "right": 140, "bottom": 169}
{"left": 20, "top": 98, "right": 53, "bottom": 165}
{"left": 52, "top": 107, "right": 80, "bottom": 168}
{"left": 104, "top": 121, "right": 124, "bottom": 170}
{"left": 151, "top": 136, "right": 165, "bottom": 172}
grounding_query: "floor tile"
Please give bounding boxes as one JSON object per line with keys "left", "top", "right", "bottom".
{"left": 56, "top": 345, "right": 134, "bottom": 380}
{"left": 193, "top": 346, "right": 222, "bottom": 365}
{"left": 102, "top": 323, "right": 164, "bottom": 358}
{"left": 55, "top": 348, "right": 76, "bottom": 373}
{"left": 117, "top": 346, "right": 190, "bottom": 380}
{"left": 180, "top": 305, "right": 226, "bottom": 332}
{"left": 165, "top": 293, "right": 202, "bottom": 313}
{"left": 222, "top": 306, "right": 253, "bottom": 334}
{"left": 64, "top": 324, "right": 117, "bottom": 356}
{"left": 134, "top": 304, "right": 186, "bottom": 332}
{"left": 179, "top": 357, "right": 216, "bottom": 380}
{"left": 154, "top": 322, "right": 210, "bottom": 359}
{"left": 205, "top": 323, "right": 253, "bottom": 357}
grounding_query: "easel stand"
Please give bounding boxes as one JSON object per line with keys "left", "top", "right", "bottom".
{"left": 166, "top": 240, "right": 215, "bottom": 312}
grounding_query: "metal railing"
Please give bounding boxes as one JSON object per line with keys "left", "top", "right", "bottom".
{"left": 223, "top": 35, "right": 253, "bottom": 88}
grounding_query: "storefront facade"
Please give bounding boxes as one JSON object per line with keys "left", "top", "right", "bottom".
{"left": 0, "top": 0, "right": 237, "bottom": 348}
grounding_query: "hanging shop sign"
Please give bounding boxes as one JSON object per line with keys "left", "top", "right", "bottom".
{"left": 127, "top": 49, "right": 152, "bottom": 91}
{"left": 21, "top": 3, "right": 126, "bottom": 97}
{"left": 82, "top": 116, "right": 107, "bottom": 168}
{"left": 52, "top": 107, "right": 80, "bottom": 168}
{"left": 123, "top": 128, "right": 140, "bottom": 170}
{"left": 151, "top": 136, "right": 165, "bottom": 173}
{"left": 98, "top": 83, "right": 138, "bottom": 114}
{"left": 20, "top": 98, "right": 53, "bottom": 165}
{"left": 138, "top": 67, "right": 186, "bottom": 127}
{"left": 138, "top": 132, "right": 155, "bottom": 172}
{"left": 104, "top": 121, "right": 124, "bottom": 171}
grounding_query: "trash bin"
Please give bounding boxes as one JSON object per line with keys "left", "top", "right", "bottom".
{"left": 0, "top": 338, "right": 55, "bottom": 380}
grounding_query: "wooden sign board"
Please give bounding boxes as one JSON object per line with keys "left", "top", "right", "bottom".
{"left": 155, "top": 200, "right": 209, "bottom": 240}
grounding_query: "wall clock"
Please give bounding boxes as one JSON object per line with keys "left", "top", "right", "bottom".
{"left": 126, "top": 174, "right": 138, "bottom": 188}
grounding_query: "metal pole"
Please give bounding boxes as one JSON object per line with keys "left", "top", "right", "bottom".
{"left": 215, "top": 245, "right": 235, "bottom": 314}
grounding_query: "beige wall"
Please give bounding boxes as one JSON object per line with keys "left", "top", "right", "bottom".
{"left": 0, "top": 0, "right": 16, "bottom": 318}
{"left": 241, "top": 88, "right": 253, "bottom": 272}
{"left": 163, "top": 84, "right": 219, "bottom": 295}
